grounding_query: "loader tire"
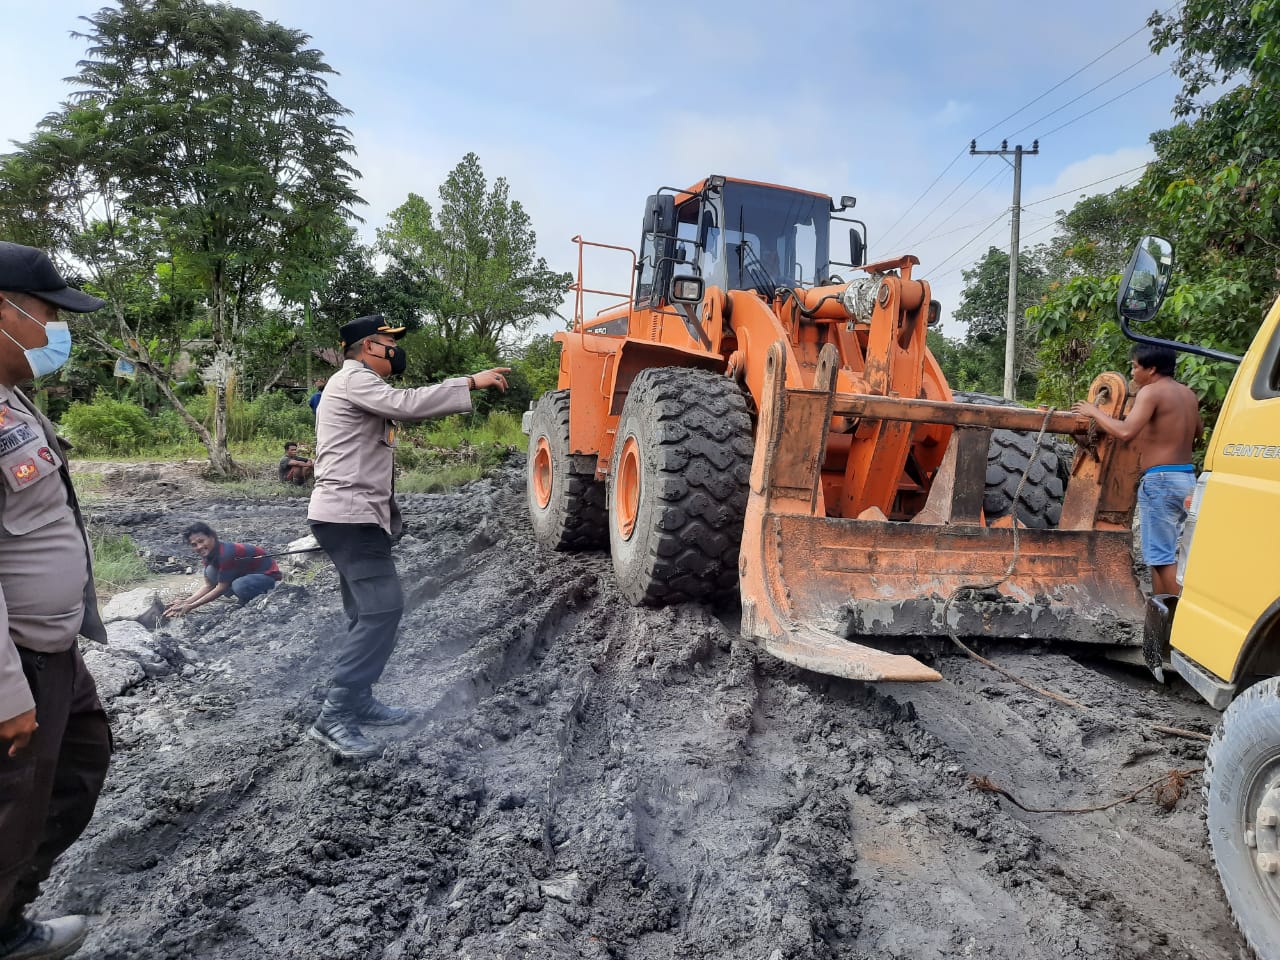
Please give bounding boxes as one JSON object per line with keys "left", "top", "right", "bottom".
{"left": 952, "top": 391, "right": 1070, "bottom": 529}
{"left": 1205, "top": 676, "right": 1280, "bottom": 959}
{"left": 608, "top": 368, "right": 753, "bottom": 606}
{"left": 526, "top": 390, "right": 607, "bottom": 550}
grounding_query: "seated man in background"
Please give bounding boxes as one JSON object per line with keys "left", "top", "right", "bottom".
{"left": 164, "top": 522, "right": 282, "bottom": 617}
{"left": 278, "top": 441, "right": 314, "bottom": 486}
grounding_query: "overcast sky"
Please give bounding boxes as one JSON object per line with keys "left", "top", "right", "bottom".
{"left": 4, "top": 0, "right": 1184, "bottom": 337}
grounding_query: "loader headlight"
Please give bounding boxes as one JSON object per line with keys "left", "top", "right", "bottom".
{"left": 670, "top": 276, "right": 704, "bottom": 303}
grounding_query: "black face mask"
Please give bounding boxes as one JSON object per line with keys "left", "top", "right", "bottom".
{"left": 386, "top": 345, "right": 407, "bottom": 376}
{"left": 372, "top": 342, "right": 407, "bottom": 376}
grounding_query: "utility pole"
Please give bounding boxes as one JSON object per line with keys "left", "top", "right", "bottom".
{"left": 969, "top": 138, "right": 1038, "bottom": 400}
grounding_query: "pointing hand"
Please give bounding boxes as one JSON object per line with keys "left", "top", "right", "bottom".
{"left": 472, "top": 368, "right": 512, "bottom": 392}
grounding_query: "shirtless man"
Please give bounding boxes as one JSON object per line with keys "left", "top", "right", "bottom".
{"left": 1073, "top": 343, "right": 1203, "bottom": 596}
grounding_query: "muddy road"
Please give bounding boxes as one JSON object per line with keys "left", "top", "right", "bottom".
{"left": 41, "top": 460, "right": 1242, "bottom": 959}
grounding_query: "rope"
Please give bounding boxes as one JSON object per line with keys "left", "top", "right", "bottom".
{"left": 940, "top": 408, "right": 1085, "bottom": 709}
{"left": 937, "top": 409, "right": 1213, "bottom": 813}
{"left": 970, "top": 767, "right": 1202, "bottom": 815}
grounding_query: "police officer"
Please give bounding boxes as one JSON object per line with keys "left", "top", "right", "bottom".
{"left": 0, "top": 242, "right": 110, "bottom": 960}
{"left": 307, "top": 314, "right": 509, "bottom": 759}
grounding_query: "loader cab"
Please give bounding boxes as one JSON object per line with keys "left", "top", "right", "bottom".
{"left": 635, "top": 179, "right": 859, "bottom": 307}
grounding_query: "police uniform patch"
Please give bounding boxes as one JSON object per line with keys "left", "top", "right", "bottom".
{"left": 37, "top": 446, "right": 56, "bottom": 465}
{"left": 11, "top": 459, "right": 38, "bottom": 485}
{"left": 0, "top": 421, "right": 38, "bottom": 456}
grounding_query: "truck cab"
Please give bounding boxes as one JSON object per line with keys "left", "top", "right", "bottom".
{"left": 1163, "top": 293, "right": 1280, "bottom": 705}
{"left": 1120, "top": 235, "right": 1280, "bottom": 956}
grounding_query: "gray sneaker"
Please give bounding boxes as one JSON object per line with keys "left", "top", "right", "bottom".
{"left": 0, "top": 917, "right": 88, "bottom": 960}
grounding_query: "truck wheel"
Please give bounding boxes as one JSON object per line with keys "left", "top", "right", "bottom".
{"left": 608, "top": 368, "right": 753, "bottom": 606}
{"left": 1206, "top": 676, "right": 1280, "bottom": 959}
{"left": 526, "top": 390, "right": 607, "bottom": 550}
{"left": 952, "top": 391, "right": 1069, "bottom": 528}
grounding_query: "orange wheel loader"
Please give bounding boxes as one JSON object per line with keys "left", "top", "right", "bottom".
{"left": 523, "top": 175, "right": 1148, "bottom": 681}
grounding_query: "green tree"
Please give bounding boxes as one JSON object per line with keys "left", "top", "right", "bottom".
{"left": 935, "top": 246, "right": 1046, "bottom": 397}
{"left": 1029, "top": 0, "right": 1280, "bottom": 418}
{"left": 0, "top": 0, "right": 360, "bottom": 473}
{"left": 1041, "top": 187, "right": 1145, "bottom": 278}
{"left": 376, "top": 154, "right": 571, "bottom": 351}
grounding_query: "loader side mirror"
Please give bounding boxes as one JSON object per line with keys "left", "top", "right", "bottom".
{"left": 669, "top": 275, "right": 704, "bottom": 303}
{"left": 1117, "top": 235, "right": 1173, "bottom": 324}
{"left": 849, "top": 227, "right": 866, "bottom": 268}
{"left": 643, "top": 194, "right": 676, "bottom": 237}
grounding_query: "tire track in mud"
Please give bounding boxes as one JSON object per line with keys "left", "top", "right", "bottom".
{"left": 42, "top": 463, "right": 1245, "bottom": 959}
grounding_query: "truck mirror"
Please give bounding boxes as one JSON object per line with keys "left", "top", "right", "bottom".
{"left": 642, "top": 194, "right": 676, "bottom": 237}
{"left": 1117, "top": 235, "right": 1174, "bottom": 324}
{"left": 849, "top": 227, "right": 865, "bottom": 268}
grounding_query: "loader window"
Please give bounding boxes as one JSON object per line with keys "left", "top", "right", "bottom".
{"left": 636, "top": 198, "right": 702, "bottom": 306}
{"left": 720, "top": 183, "right": 830, "bottom": 294}
{"left": 636, "top": 232, "right": 668, "bottom": 305}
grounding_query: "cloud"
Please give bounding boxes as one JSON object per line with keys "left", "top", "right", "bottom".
{"left": 1026, "top": 145, "right": 1154, "bottom": 210}
{"left": 931, "top": 100, "right": 974, "bottom": 126}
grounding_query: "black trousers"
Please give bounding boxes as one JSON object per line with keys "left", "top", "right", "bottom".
{"left": 0, "top": 645, "right": 111, "bottom": 926}
{"left": 309, "top": 522, "right": 405, "bottom": 690}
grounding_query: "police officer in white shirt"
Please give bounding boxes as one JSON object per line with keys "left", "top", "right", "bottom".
{"left": 307, "top": 314, "right": 508, "bottom": 759}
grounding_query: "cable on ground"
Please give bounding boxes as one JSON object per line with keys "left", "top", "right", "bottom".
{"left": 969, "top": 767, "right": 1203, "bottom": 815}
{"left": 936, "top": 408, "right": 1214, "bottom": 812}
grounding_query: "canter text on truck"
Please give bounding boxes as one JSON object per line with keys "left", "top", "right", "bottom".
{"left": 1221, "top": 443, "right": 1280, "bottom": 458}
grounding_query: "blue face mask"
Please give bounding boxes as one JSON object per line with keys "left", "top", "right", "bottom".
{"left": 2, "top": 298, "right": 72, "bottom": 378}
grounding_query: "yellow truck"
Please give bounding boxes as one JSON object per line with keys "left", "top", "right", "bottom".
{"left": 1127, "top": 236, "right": 1280, "bottom": 955}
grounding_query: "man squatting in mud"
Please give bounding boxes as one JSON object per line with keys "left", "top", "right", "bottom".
{"left": 0, "top": 242, "right": 112, "bottom": 960}
{"left": 306, "top": 314, "right": 510, "bottom": 759}
{"left": 162, "top": 521, "right": 282, "bottom": 617}
{"left": 1073, "top": 342, "right": 1203, "bottom": 598}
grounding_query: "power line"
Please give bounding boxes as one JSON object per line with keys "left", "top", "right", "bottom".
{"left": 885, "top": 156, "right": 993, "bottom": 254}
{"left": 883, "top": 3, "right": 1179, "bottom": 276}
{"left": 922, "top": 207, "right": 1010, "bottom": 278}
{"left": 1038, "top": 69, "right": 1172, "bottom": 139}
{"left": 877, "top": 146, "right": 968, "bottom": 252}
{"left": 1023, "top": 163, "right": 1149, "bottom": 208}
{"left": 908, "top": 158, "right": 1147, "bottom": 260}
{"left": 926, "top": 186, "right": 1140, "bottom": 290}
{"left": 899, "top": 164, "right": 1010, "bottom": 250}
{"left": 931, "top": 214, "right": 1092, "bottom": 288}
{"left": 898, "top": 211, "right": 1007, "bottom": 248}
{"left": 1006, "top": 52, "right": 1157, "bottom": 140}
{"left": 1017, "top": 219, "right": 1063, "bottom": 244}
{"left": 972, "top": 4, "right": 1176, "bottom": 141}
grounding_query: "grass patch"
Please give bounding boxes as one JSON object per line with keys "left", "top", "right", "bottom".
{"left": 65, "top": 410, "right": 523, "bottom": 498}
{"left": 89, "top": 529, "right": 149, "bottom": 595}
{"left": 69, "top": 473, "right": 109, "bottom": 505}
{"left": 396, "top": 463, "right": 487, "bottom": 494}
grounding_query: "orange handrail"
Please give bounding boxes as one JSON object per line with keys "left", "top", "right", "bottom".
{"left": 569, "top": 235, "right": 637, "bottom": 330}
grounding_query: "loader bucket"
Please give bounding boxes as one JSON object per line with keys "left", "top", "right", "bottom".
{"left": 738, "top": 342, "right": 1146, "bottom": 682}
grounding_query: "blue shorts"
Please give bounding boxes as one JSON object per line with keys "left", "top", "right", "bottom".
{"left": 1137, "top": 468, "right": 1196, "bottom": 566}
